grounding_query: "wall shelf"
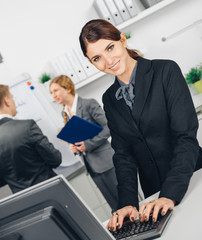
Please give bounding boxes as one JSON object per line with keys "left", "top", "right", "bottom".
{"left": 75, "top": 71, "right": 106, "bottom": 89}
{"left": 118, "top": 0, "right": 176, "bottom": 30}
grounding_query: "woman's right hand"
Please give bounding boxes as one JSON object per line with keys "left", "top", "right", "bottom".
{"left": 69, "top": 144, "right": 79, "bottom": 153}
{"left": 106, "top": 206, "right": 138, "bottom": 232}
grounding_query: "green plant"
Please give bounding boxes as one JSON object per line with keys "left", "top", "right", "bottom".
{"left": 185, "top": 64, "right": 202, "bottom": 85}
{"left": 124, "top": 32, "right": 131, "bottom": 39}
{"left": 39, "top": 73, "right": 51, "bottom": 84}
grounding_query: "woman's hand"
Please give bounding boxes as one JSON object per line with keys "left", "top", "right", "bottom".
{"left": 106, "top": 206, "right": 138, "bottom": 232}
{"left": 69, "top": 142, "right": 87, "bottom": 153}
{"left": 69, "top": 144, "right": 79, "bottom": 153}
{"left": 139, "top": 197, "right": 175, "bottom": 222}
{"left": 74, "top": 141, "right": 87, "bottom": 153}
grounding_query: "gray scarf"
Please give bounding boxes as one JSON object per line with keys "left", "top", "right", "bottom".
{"left": 115, "top": 63, "right": 137, "bottom": 109}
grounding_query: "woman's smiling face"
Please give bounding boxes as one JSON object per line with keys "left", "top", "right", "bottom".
{"left": 86, "top": 33, "right": 130, "bottom": 78}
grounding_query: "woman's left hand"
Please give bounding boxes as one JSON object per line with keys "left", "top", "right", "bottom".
{"left": 74, "top": 141, "right": 87, "bottom": 152}
{"left": 69, "top": 144, "right": 79, "bottom": 153}
{"left": 139, "top": 197, "right": 175, "bottom": 222}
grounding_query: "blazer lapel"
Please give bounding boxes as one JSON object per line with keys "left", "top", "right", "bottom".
{"left": 132, "top": 58, "right": 154, "bottom": 126}
{"left": 76, "top": 96, "right": 83, "bottom": 118}
{"left": 109, "top": 80, "right": 136, "bottom": 128}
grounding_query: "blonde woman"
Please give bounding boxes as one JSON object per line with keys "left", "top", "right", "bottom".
{"left": 49, "top": 75, "right": 118, "bottom": 210}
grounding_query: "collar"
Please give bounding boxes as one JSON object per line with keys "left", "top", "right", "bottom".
{"left": 115, "top": 62, "right": 138, "bottom": 109}
{"left": 108, "top": 57, "right": 154, "bottom": 126}
{"left": 0, "top": 114, "right": 14, "bottom": 120}
{"left": 65, "top": 93, "right": 78, "bottom": 117}
{"left": 117, "top": 62, "right": 138, "bottom": 87}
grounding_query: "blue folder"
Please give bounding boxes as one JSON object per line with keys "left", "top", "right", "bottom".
{"left": 57, "top": 115, "right": 103, "bottom": 144}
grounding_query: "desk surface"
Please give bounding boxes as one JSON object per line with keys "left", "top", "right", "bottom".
{"left": 141, "top": 169, "right": 202, "bottom": 240}
{"left": 159, "top": 168, "right": 202, "bottom": 240}
{"left": 104, "top": 169, "right": 202, "bottom": 239}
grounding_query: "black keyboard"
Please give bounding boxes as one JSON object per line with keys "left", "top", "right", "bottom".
{"left": 109, "top": 210, "right": 172, "bottom": 240}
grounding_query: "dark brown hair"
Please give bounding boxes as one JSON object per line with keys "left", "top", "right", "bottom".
{"left": 0, "top": 84, "right": 9, "bottom": 108}
{"left": 79, "top": 19, "right": 141, "bottom": 59}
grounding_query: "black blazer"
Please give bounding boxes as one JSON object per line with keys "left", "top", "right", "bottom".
{"left": 0, "top": 118, "right": 62, "bottom": 193}
{"left": 103, "top": 57, "right": 202, "bottom": 209}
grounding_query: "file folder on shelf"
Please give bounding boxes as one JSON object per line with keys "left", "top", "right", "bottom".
{"left": 93, "top": 0, "right": 115, "bottom": 25}
{"left": 49, "top": 61, "right": 62, "bottom": 76}
{"left": 114, "top": 0, "right": 131, "bottom": 21}
{"left": 57, "top": 115, "right": 103, "bottom": 144}
{"left": 73, "top": 48, "right": 97, "bottom": 77}
{"left": 49, "top": 59, "right": 67, "bottom": 78}
{"left": 66, "top": 49, "right": 87, "bottom": 81}
{"left": 49, "top": 56, "right": 79, "bottom": 84}
{"left": 56, "top": 55, "right": 79, "bottom": 83}
{"left": 104, "top": 0, "right": 123, "bottom": 25}
{"left": 123, "top": 0, "right": 138, "bottom": 17}
{"left": 140, "top": 0, "right": 163, "bottom": 9}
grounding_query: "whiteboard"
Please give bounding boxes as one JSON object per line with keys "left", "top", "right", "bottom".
{"left": 9, "top": 73, "right": 79, "bottom": 167}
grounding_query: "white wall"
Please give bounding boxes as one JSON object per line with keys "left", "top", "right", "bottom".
{"left": 0, "top": 0, "right": 98, "bottom": 81}
{"left": 0, "top": 0, "right": 202, "bottom": 105}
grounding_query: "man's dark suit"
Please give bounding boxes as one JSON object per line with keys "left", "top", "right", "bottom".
{"left": 103, "top": 57, "right": 202, "bottom": 209}
{"left": 0, "top": 117, "right": 62, "bottom": 193}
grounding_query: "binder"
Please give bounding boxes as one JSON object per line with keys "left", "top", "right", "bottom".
{"left": 49, "top": 59, "right": 64, "bottom": 76}
{"left": 56, "top": 55, "right": 79, "bottom": 83}
{"left": 140, "top": 0, "right": 163, "bottom": 9}
{"left": 114, "top": 0, "right": 131, "bottom": 21}
{"left": 93, "top": 0, "right": 115, "bottom": 26}
{"left": 123, "top": 0, "right": 138, "bottom": 17}
{"left": 48, "top": 61, "right": 60, "bottom": 76}
{"left": 104, "top": 0, "right": 123, "bottom": 25}
{"left": 66, "top": 49, "right": 87, "bottom": 82}
{"left": 73, "top": 48, "right": 97, "bottom": 77}
{"left": 57, "top": 115, "right": 103, "bottom": 144}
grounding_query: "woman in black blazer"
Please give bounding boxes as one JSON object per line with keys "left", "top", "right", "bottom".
{"left": 79, "top": 19, "right": 202, "bottom": 230}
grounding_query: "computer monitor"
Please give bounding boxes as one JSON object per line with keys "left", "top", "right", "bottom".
{"left": 0, "top": 175, "right": 114, "bottom": 240}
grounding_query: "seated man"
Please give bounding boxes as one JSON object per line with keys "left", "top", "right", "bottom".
{"left": 0, "top": 84, "right": 62, "bottom": 193}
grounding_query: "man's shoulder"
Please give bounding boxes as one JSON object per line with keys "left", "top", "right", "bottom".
{"left": 5, "top": 119, "right": 36, "bottom": 129}
{"left": 14, "top": 118, "right": 35, "bottom": 124}
{"left": 0, "top": 119, "right": 37, "bottom": 142}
